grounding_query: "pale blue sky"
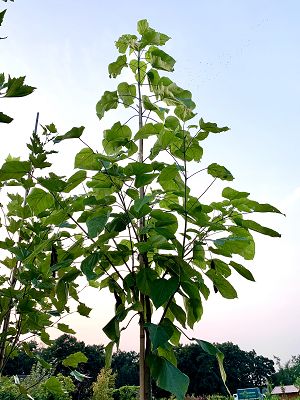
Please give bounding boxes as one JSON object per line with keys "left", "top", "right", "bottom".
{"left": 1, "top": 1, "right": 299, "bottom": 362}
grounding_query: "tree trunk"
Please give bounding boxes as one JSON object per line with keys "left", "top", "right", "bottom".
{"left": 137, "top": 51, "right": 152, "bottom": 400}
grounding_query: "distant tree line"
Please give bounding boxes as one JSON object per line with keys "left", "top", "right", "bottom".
{"left": 4, "top": 334, "right": 298, "bottom": 399}
{"left": 272, "top": 355, "right": 300, "bottom": 386}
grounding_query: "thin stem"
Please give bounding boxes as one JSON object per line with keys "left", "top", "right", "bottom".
{"left": 79, "top": 137, "right": 94, "bottom": 151}
{"left": 117, "top": 100, "right": 139, "bottom": 113}
{"left": 182, "top": 122, "right": 188, "bottom": 258}
{"left": 186, "top": 178, "right": 217, "bottom": 215}
{"left": 120, "top": 312, "right": 139, "bottom": 332}
{"left": 187, "top": 167, "right": 207, "bottom": 180}
{"left": 137, "top": 48, "right": 152, "bottom": 400}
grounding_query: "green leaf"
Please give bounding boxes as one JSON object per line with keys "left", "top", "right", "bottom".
{"left": 222, "top": 187, "right": 250, "bottom": 200}
{"left": 54, "top": 126, "right": 85, "bottom": 142}
{"left": 0, "top": 73, "right": 5, "bottom": 87}
{"left": 0, "top": 160, "right": 31, "bottom": 181}
{"left": 106, "top": 213, "right": 129, "bottom": 233}
{"left": 81, "top": 252, "right": 100, "bottom": 280}
{"left": 140, "top": 29, "right": 170, "bottom": 47}
{"left": 129, "top": 59, "right": 147, "bottom": 83}
{"left": 0, "top": 10, "right": 6, "bottom": 27}
{"left": 70, "top": 370, "right": 90, "bottom": 382}
{"left": 40, "top": 330, "right": 53, "bottom": 346}
{"left": 169, "top": 301, "right": 186, "bottom": 327}
{"left": 64, "top": 170, "right": 87, "bottom": 192}
{"left": 134, "top": 123, "right": 161, "bottom": 140}
{"left": 197, "top": 339, "right": 219, "bottom": 356}
{"left": 126, "top": 188, "right": 139, "bottom": 200}
{"left": 207, "top": 163, "right": 234, "bottom": 181}
{"left": 38, "top": 174, "right": 67, "bottom": 192}
{"left": 246, "top": 200, "right": 283, "bottom": 214}
{"left": 136, "top": 268, "right": 158, "bottom": 295}
{"left": 214, "top": 226, "right": 255, "bottom": 260}
{"left": 4, "top": 76, "right": 35, "bottom": 97}
{"left": 44, "top": 377, "right": 64, "bottom": 395}
{"left": 233, "top": 217, "right": 281, "bottom": 237}
{"left": 135, "top": 173, "right": 158, "bottom": 188}
{"left": 126, "top": 140, "right": 138, "bottom": 156}
{"left": 142, "top": 95, "right": 168, "bottom": 120}
{"left": 105, "top": 341, "right": 114, "bottom": 368}
{"left": 0, "top": 111, "right": 13, "bottom": 123}
{"left": 103, "top": 316, "right": 120, "bottom": 342}
{"left": 55, "top": 280, "right": 68, "bottom": 311}
{"left": 77, "top": 302, "right": 92, "bottom": 317}
{"left": 145, "top": 322, "right": 173, "bottom": 350}
{"left": 124, "top": 161, "right": 153, "bottom": 175}
{"left": 199, "top": 118, "right": 230, "bottom": 133}
{"left": 57, "top": 323, "right": 76, "bottom": 334}
{"left": 196, "top": 340, "right": 230, "bottom": 394}
{"left": 211, "top": 259, "right": 231, "bottom": 278}
{"left": 46, "top": 123, "right": 57, "bottom": 133}
{"left": 104, "top": 122, "right": 132, "bottom": 142}
{"left": 151, "top": 210, "right": 178, "bottom": 238}
{"left": 230, "top": 261, "right": 255, "bottom": 281}
{"left": 149, "top": 277, "right": 178, "bottom": 308}
{"left": 158, "top": 164, "right": 184, "bottom": 193}
{"left": 87, "top": 213, "right": 110, "bottom": 237}
{"left": 193, "top": 242, "right": 205, "bottom": 268}
{"left": 133, "top": 194, "right": 152, "bottom": 212}
{"left": 61, "top": 267, "right": 81, "bottom": 283}
{"left": 23, "top": 238, "right": 52, "bottom": 264}
{"left": 26, "top": 188, "right": 54, "bottom": 215}
{"left": 165, "top": 116, "right": 180, "bottom": 130}
{"left": 62, "top": 351, "right": 88, "bottom": 368}
{"left": 185, "top": 140, "right": 203, "bottom": 162}
{"left": 174, "top": 104, "right": 196, "bottom": 122}
{"left": 146, "top": 46, "right": 176, "bottom": 72}
{"left": 103, "top": 122, "right": 132, "bottom": 155}
{"left": 75, "top": 148, "right": 100, "bottom": 170}
{"left": 150, "top": 355, "right": 189, "bottom": 400}
{"left": 181, "top": 282, "right": 203, "bottom": 327}
{"left": 108, "top": 55, "right": 127, "bottom": 78}
{"left": 118, "top": 82, "right": 136, "bottom": 107}
{"left": 217, "top": 352, "right": 229, "bottom": 393}
{"left": 137, "top": 19, "right": 149, "bottom": 35}
{"left": 96, "top": 90, "right": 118, "bottom": 120}
{"left": 115, "top": 34, "right": 137, "bottom": 53}
{"left": 206, "top": 270, "right": 237, "bottom": 299}
{"left": 43, "top": 209, "right": 68, "bottom": 226}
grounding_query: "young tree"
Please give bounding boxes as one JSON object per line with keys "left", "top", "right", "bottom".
{"left": 0, "top": 6, "right": 91, "bottom": 385}
{"left": 52, "top": 19, "right": 281, "bottom": 400}
{"left": 0, "top": 11, "right": 282, "bottom": 400}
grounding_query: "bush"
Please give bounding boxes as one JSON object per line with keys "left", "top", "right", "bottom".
{"left": 207, "top": 395, "right": 230, "bottom": 400}
{"left": 93, "top": 368, "right": 116, "bottom": 400}
{"left": 113, "top": 385, "right": 139, "bottom": 400}
{"left": 0, "top": 364, "right": 75, "bottom": 400}
{"left": 0, "top": 376, "right": 20, "bottom": 400}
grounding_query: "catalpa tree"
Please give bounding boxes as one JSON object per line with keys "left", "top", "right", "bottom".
{"left": 69, "top": 19, "right": 281, "bottom": 400}
{"left": 0, "top": 15, "right": 282, "bottom": 400}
